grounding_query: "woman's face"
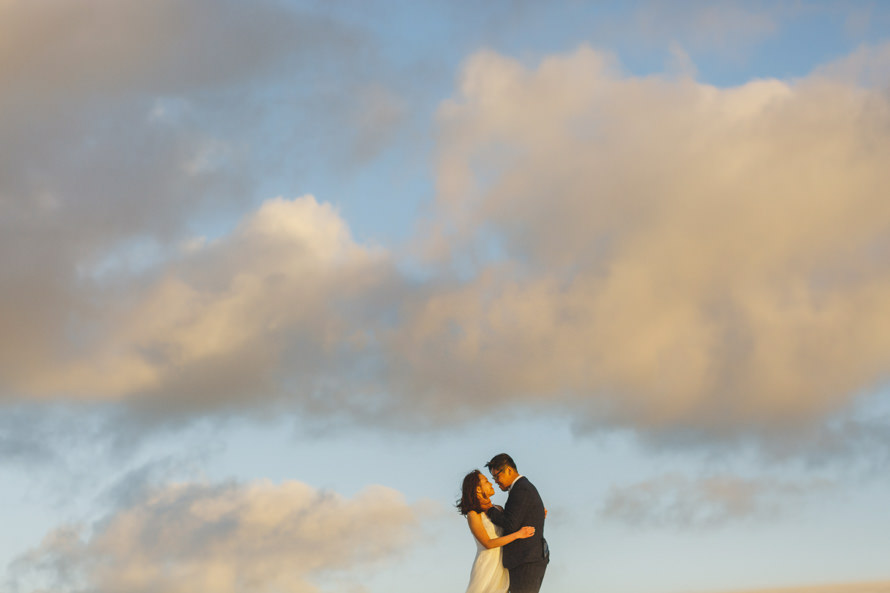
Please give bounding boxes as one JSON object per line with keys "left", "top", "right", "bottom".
{"left": 477, "top": 473, "right": 495, "bottom": 500}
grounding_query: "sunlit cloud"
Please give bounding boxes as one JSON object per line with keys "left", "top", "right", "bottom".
{"left": 1, "top": 4, "right": 888, "bottom": 593}
{"left": 2, "top": 10, "right": 889, "bottom": 454}
{"left": 18, "top": 196, "right": 391, "bottom": 412}
{"left": 0, "top": 0, "right": 387, "bottom": 406}
{"left": 397, "top": 43, "right": 890, "bottom": 442}
{"left": 8, "top": 480, "right": 419, "bottom": 593}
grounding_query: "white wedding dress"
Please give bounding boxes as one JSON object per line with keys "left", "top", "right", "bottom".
{"left": 464, "top": 512, "right": 509, "bottom": 593}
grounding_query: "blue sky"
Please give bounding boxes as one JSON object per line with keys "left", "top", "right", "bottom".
{"left": 2, "top": 2, "right": 890, "bottom": 593}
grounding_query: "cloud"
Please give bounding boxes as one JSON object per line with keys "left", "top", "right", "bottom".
{"left": 0, "top": 0, "right": 390, "bottom": 402}
{"left": 600, "top": 472, "right": 834, "bottom": 528}
{"left": 7, "top": 479, "right": 419, "bottom": 593}
{"left": 8, "top": 196, "right": 392, "bottom": 420}
{"left": 0, "top": 0, "right": 363, "bottom": 100}
{"left": 0, "top": 0, "right": 369, "bottom": 222}
{"left": 4, "top": 32, "right": 890, "bottom": 453}
{"left": 812, "top": 42, "right": 890, "bottom": 87}
{"left": 394, "top": 44, "right": 890, "bottom": 441}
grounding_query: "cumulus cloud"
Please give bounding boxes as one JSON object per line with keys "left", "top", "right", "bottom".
{"left": 7, "top": 479, "right": 419, "bottom": 593}
{"left": 390, "top": 43, "right": 890, "bottom": 442}
{"left": 4, "top": 24, "right": 890, "bottom": 453}
{"left": 601, "top": 472, "right": 834, "bottom": 528}
{"left": 9, "top": 196, "right": 392, "bottom": 418}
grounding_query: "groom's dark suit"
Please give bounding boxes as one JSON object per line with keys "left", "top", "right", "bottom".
{"left": 487, "top": 476, "right": 548, "bottom": 593}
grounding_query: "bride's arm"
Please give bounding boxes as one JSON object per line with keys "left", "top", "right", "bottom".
{"left": 467, "top": 511, "right": 535, "bottom": 550}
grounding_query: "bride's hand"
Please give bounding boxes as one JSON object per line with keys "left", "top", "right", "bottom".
{"left": 517, "top": 526, "right": 535, "bottom": 538}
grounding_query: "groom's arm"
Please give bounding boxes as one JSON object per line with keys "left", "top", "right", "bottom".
{"left": 487, "top": 482, "right": 531, "bottom": 533}
{"left": 486, "top": 504, "right": 505, "bottom": 526}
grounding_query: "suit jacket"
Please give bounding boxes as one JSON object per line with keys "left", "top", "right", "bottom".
{"left": 486, "top": 476, "right": 548, "bottom": 569}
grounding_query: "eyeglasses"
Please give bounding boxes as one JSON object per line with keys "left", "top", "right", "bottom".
{"left": 490, "top": 468, "right": 504, "bottom": 480}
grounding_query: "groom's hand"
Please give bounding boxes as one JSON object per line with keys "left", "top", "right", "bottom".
{"left": 479, "top": 498, "right": 493, "bottom": 511}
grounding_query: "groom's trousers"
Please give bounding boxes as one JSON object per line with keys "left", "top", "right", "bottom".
{"left": 509, "top": 559, "right": 547, "bottom": 593}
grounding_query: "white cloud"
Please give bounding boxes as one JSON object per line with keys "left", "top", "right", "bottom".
{"left": 0, "top": 0, "right": 391, "bottom": 409}
{"left": 398, "top": 44, "right": 890, "bottom": 441}
{"left": 8, "top": 480, "right": 419, "bottom": 593}
{"left": 3, "top": 32, "right": 890, "bottom": 454}
{"left": 17, "top": 196, "right": 390, "bottom": 412}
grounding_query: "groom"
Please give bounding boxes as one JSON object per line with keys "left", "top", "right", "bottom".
{"left": 484, "top": 453, "right": 548, "bottom": 593}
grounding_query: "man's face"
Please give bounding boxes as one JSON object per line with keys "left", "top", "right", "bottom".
{"left": 490, "top": 466, "right": 512, "bottom": 491}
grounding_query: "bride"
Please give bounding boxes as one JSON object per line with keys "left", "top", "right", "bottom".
{"left": 456, "top": 469, "right": 536, "bottom": 593}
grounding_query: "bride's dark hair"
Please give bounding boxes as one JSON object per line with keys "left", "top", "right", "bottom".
{"left": 456, "top": 469, "right": 485, "bottom": 515}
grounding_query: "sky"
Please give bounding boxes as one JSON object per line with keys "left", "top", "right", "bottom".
{"left": 1, "top": 1, "right": 890, "bottom": 592}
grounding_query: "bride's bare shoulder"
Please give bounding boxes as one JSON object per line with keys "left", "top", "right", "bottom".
{"left": 466, "top": 510, "right": 483, "bottom": 522}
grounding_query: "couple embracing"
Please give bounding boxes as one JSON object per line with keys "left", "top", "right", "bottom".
{"left": 457, "top": 453, "right": 549, "bottom": 593}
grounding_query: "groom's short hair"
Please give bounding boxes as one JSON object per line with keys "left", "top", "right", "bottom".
{"left": 486, "top": 453, "right": 517, "bottom": 473}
